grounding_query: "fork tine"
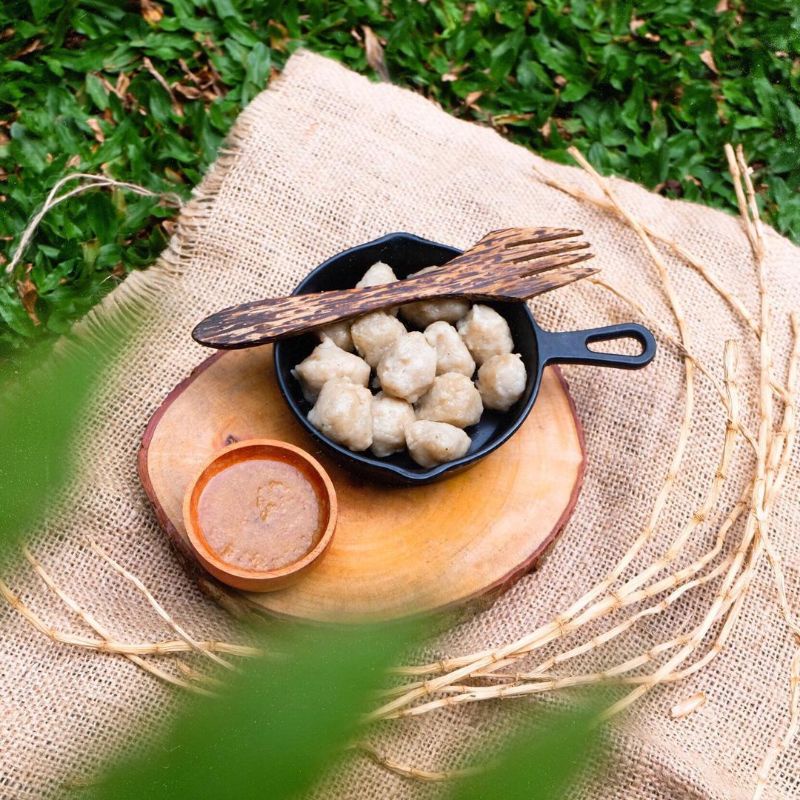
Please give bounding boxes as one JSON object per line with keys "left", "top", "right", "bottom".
{"left": 468, "top": 227, "right": 583, "bottom": 253}
{"left": 465, "top": 248, "right": 595, "bottom": 296}
{"left": 507, "top": 239, "right": 591, "bottom": 265}
{"left": 491, "top": 250, "right": 595, "bottom": 285}
{"left": 493, "top": 263, "right": 599, "bottom": 299}
{"left": 445, "top": 242, "right": 594, "bottom": 295}
{"left": 516, "top": 249, "right": 595, "bottom": 275}
{"left": 503, "top": 227, "right": 584, "bottom": 246}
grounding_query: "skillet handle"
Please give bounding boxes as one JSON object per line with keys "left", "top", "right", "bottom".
{"left": 538, "top": 323, "right": 656, "bottom": 370}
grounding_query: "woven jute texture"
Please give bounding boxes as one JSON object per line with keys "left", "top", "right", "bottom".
{"left": 2, "top": 50, "right": 799, "bottom": 800}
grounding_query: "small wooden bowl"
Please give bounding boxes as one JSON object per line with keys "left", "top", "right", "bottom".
{"left": 182, "top": 439, "right": 337, "bottom": 592}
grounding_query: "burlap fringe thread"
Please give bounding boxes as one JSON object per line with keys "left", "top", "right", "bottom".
{"left": 1, "top": 145, "right": 798, "bottom": 799}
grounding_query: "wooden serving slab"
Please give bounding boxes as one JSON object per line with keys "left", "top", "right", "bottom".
{"left": 139, "top": 346, "right": 586, "bottom": 623}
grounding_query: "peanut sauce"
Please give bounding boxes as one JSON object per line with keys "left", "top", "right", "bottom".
{"left": 196, "top": 457, "right": 324, "bottom": 571}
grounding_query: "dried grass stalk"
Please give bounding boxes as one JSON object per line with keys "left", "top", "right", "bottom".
{"left": 5, "top": 173, "right": 181, "bottom": 276}
{"left": 22, "top": 548, "right": 211, "bottom": 695}
{"left": 531, "top": 162, "right": 759, "bottom": 334}
{"left": 0, "top": 575, "right": 258, "bottom": 658}
{"left": 749, "top": 314, "right": 800, "bottom": 797}
{"left": 597, "top": 149, "right": 778, "bottom": 720}
{"left": 354, "top": 742, "right": 478, "bottom": 782}
{"left": 670, "top": 692, "right": 707, "bottom": 719}
{"left": 378, "top": 147, "right": 797, "bottom": 800}
{"left": 85, "top": 537, "right": 235, "bottom": 670}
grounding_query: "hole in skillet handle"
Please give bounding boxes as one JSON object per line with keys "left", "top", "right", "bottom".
{"left": 273, "top": 233, "right": 657, "bottom": 486}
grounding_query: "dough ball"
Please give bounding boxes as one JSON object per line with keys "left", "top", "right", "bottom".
{"left": 399, "top": 267, "right": 471, "bottom": 328}
{"left": 424, "top": 321, "right": 476, "bottom": 377}
{"left": 376, "top": 331, "right": 437, "bottom": 403}
{"left": 405, "top": 420, "right": 471, "bottom": 468}
{"left": 291, "top": 339, "right": 370, "bottom": 403}
{"left": 477, "top": 353, "right": 528, "bottom": 411}
{"left": 317, "top": 320, "right": 354, "bottom": 352}
{"left": 355, "top": 261, "right": 400, "bottom": 316}
{"left": 307, "top": 379, "right": 373, "bottom": 451}
{"left": 356, "top": 261, "right": 397, "bottom": 288}
{"left": 371, "top": 392, "right": 415, "bottom": 457}
{"left": 456, "top": 304, "right": 514, "bottom": 365}
{"left": 351, "top": 311, "right": 407, "bottom": 368}
{"left": 415, "top": 373, "right": 483, "bottom": 429}
{"left": 400, "top": 297, "right": 470, "bottom": 328}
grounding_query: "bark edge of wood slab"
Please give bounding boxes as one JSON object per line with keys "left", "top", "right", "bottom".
{"left": 138, "top": 346, "right": 586, "bottom": 623}
{"left": 192, "top": 227, "right": 597, "bottom": 349}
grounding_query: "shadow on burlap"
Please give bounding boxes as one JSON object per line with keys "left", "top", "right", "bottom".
{"left": 1, "top": 51, "right": 798, "bottom": 800}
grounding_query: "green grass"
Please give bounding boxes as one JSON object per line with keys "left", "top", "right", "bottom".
{"left": 1, "top": 0, "right": 799, "bottom": 355}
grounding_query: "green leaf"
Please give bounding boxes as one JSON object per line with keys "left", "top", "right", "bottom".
{"left": 0, "top": 288, "right": 39, "bottom": 338}
{"left": 609, "top": 0, "right": 633, "bottom": 36}
{"left": 0, "top": 336, "right": 123, "bottom": 554}
{"left": 733, "top": 115, "right": 767, "bottom": 131}
{"left": 86, "top": 192, "right": 118, "bottom": 241}
{"left": 785, "top": 98, "right": 800, "bottom": 136}
{"left": 561, "top": 78, "right": 591, "bottom": 103}
{"left": 211, "top": 0, "right": 243, "bottom": 22}
{"left": 85, "top": 74, "right": 109, "bottom": 111}
{"left": 28, "top": 0, "right": 60, "bottom": 24}
{"left": 446, "top": 700, "right": 604, "bottom": 800}
{"left": 90, "top": 622, "right": 423, "bottom": 800}
{"left": 489, "top": 28, "right": 525, "bottom": 82}
{"left": 244, "top": 41, "right": 271, "bottom": 97}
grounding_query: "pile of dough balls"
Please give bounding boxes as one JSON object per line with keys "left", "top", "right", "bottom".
{"left": 291, "top": 262, "right": 528, "bottom": 468}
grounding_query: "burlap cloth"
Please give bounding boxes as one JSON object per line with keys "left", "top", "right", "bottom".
{"left": 2, "top": 50, "right": 799, "bottom": 799}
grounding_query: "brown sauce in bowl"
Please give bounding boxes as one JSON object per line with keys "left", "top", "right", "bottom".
{"left": 196, "top": 457, "right": 324, "bottom": 571}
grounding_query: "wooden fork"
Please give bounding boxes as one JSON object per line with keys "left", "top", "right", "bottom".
{"left": 192, "top": 227, "right": 597, "bottom": 349}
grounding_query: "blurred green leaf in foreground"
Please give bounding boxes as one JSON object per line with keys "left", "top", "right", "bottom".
{"left": 0, "top": 335, "right": 121, "bottom": 556}
{"left": 87, "top": 616, "right": 602, "bottom": 800}
{"left": 448, "top": 699, "right": 603, "bottom": 800}
{"left": 89, "top": 622, "right": 421, "bottom": 800}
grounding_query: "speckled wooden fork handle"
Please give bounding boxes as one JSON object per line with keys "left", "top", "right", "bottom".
{"left": 192, "top": 227, "right": 596, "bottom": 349}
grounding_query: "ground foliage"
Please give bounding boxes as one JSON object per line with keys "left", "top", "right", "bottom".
{"left": 1, "top": 0, "right": 798, "bottom": 354}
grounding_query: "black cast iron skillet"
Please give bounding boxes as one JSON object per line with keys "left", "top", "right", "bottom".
{"left": 274, "top": 232, "right": 656, "bottom": 485}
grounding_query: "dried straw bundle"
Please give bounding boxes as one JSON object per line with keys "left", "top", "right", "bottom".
{"left": 369, "top": 145, "right": 800, "bottom": 797}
